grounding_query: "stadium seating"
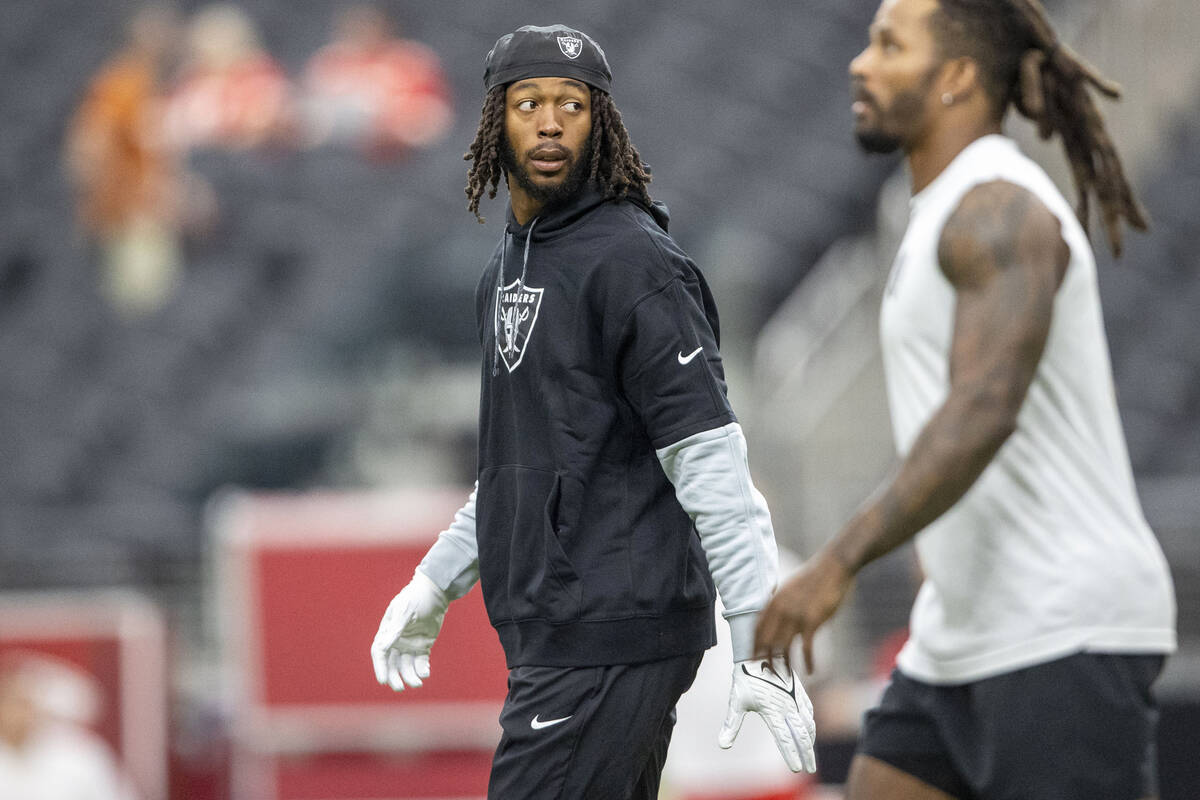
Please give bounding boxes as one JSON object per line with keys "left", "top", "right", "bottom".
{"left": 0, "top": 0, "right": 891, "bottom": 594}
{"left": 0, "top": 0, "right": 1195, "bottom": 633}
{"left": 2, "top": 1, "right": 1198, "bottom": 798}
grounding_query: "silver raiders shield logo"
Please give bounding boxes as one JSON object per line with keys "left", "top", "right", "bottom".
{"left": 495, "top": 280, "right": 544, "bottom": 372}
{"left": 557, "top": 35, "right": 583, "bottom": 59}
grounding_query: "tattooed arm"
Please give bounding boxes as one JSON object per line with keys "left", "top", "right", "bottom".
{"left": 828, "top": 180, "right": 1069, "bottom": 571}
{"left": 754, "top": 180, "right": 1070, "bottom": 670}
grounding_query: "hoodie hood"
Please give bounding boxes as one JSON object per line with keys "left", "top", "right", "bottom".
{"left": 647, "top": 198, "right": 670, "bottom": 231}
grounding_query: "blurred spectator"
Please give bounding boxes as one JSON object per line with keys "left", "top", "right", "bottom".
{"left": 302, "top": 4, "right": 452, "bottom": 159}
{"left": 64, "top": 5, "right": 191, "bottom": 318}
{"left": 0, "top": 653, "right": 138, "bottom": 800}
{"left": 165, "top": 3, "right": 295, "bottom": 151}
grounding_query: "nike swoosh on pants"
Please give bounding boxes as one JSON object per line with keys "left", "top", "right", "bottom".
{"left": 530, "top": 714, "right": 573, "bottom": 730}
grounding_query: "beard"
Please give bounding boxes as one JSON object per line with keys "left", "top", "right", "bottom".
{"left": 855, "top": 125, "right": 905, "bottom": 154}
{"left": 501, "top": 134, "right": 593, "bottom": 210}
{"left": 853, "top": 66, "right": 940, "bottom": 155}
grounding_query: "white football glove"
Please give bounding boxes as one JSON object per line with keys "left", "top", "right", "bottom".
{"left": 718, "top": 657, "right": 817, "bottom": 773}
{"left": 370, "top": 570, "right": 449, "bottom": 692}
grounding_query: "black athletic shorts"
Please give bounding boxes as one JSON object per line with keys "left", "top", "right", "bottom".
{"left": 488, "top": 652, "right": 705, "bottom": 800}
{"left": 858, "top": 651, "right": 1165, "bottom": 800}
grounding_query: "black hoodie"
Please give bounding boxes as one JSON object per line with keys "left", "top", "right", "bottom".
{"left": 473, "top": 185, "right": 737, "bottom": 668}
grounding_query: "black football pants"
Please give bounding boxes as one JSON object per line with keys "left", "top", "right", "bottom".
{"left": 488, "top": 651, "right": 705, "bottom": 799}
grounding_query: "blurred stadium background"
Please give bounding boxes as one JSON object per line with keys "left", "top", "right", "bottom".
{"left": 1, "top": 0, "right": 1197, "bottom": 798}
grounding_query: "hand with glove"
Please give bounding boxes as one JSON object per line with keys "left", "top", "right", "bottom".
{"left": 718, "top": 656, "right": 817, "bottom": 773}
{"left": 370, "top": 569, "right": 449, "bottom": 692}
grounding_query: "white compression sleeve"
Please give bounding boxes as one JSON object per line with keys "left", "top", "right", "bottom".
{"left": 417, "top": 483, "right": 481, "bottom": 602}
{"left": 656, "top": 422, "right": 779, "bottom": 661}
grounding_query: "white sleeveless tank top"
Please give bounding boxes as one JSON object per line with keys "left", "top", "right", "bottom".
{"left": 881, "top": 134, "right": 1176, "bottom": 684}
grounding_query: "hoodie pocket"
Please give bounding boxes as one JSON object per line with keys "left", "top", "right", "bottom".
{"left": 541, "top": 473, "right": 583, "bottom": 612}
{"left": 478, "top": 467, "right": 582, "bottom": 625}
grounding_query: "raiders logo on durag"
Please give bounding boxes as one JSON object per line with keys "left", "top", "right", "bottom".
{"left": 557, "top": 35, "right": 583, "bottom": 59}
{"left": 496, "top": 279, "right": 544, "bottom": 372}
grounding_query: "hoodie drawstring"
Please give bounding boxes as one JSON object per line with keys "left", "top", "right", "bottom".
{"left": 491, "top": 228, "right": 508, "bottom": 377}
{"left": 493, "top": 217, "right": 537, "bottom": 376}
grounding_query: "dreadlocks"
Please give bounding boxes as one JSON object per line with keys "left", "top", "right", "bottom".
{"left": 464, "top": 87, "right": 652, "bottom": 223}
{"left": 930, "top": 0, "right": 1147, "bottom": 255}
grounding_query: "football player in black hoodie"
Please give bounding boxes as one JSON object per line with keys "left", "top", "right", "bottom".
{"left": 372, "top": 24, "right": 816, "bottom": 798}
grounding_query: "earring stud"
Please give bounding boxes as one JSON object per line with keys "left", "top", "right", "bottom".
{"left": 942, "top": 92, "right": 955, "bottom": 106}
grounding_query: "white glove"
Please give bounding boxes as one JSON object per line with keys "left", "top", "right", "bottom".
{"left": 718, "top": 657, "right": 817, "bottom": 773}
{"left": 370, "top": 570, "right": 449, "bottom": 692}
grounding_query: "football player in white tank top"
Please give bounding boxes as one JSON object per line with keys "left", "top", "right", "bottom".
{"left": 755, "top": 0, "right": 1176, "bottom": 798}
